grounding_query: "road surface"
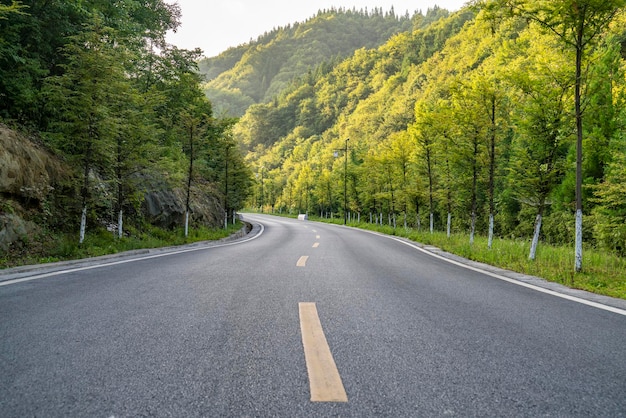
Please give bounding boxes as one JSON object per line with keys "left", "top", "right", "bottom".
{"left": 1, "top": 213, "right": 625, "bottom": 416}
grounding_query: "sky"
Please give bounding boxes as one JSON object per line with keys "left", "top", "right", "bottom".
{"left": 165, "top": 0, "right": 468, "bottom": 58}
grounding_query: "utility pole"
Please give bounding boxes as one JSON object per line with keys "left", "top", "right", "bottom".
{"left": 334, "top": 139, "right": 349, "bottom": 225}
{"left": 344, "top": 138, "right": 349, "bottom": 225}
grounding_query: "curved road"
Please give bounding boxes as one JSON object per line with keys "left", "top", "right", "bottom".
{"left": 1, "top": 213, "right": 625, "bottom": 416}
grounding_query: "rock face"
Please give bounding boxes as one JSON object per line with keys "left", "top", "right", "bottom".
{"left": 0, "top": 124, "right": 65, "bottom": 201}
{"left": 0, "top": 214, "right": 37, "bottom": 252}
{"left": 0, "top": 124, "right": 225, "bottom": 252}
{"left": 141, "top": 176, "right": 223, "bottom": 229}
{"left": 0, "top": 124, "right": 67, "bottom": 251}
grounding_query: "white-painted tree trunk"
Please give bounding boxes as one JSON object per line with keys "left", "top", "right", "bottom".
{"left": 488, "top": 213, "right": 494, "bottom": 249}
{"left": 79, "top": 206, "right": 87, "bottom": 244}
{"left": 575, "top": 209, "right": 583, "bottom": 271}
{"left": 469, "top": 212, "right": 476, "bottom": 245}
{"left": 529, "top": 213, "right": 542, "bottom": 260}
{"left": 184, "top": 210, "right": 189, "bottom": 237}
{"left": 429, "top": 213, "right": 434, "bottom": 234}
{"left": 447, "top": 213, "right": 451, "bottom": 238}
{"left": 118, "top": 209, "right": 123, "bottom": 239}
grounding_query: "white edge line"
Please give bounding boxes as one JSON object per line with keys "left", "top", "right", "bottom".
{"left": 346, "top": 226, "right": 626, "bottom": 317}
{"left": 0, "top": 223, "right": 265, "bottom": 287}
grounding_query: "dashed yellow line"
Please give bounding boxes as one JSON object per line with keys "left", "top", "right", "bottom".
{"left": 313, "top": 243, "right": 320, "bottom": 248}
{"left": 297, "top": 256, "right": 309, "bottom": 267}
{"left": 298, "top": 302, "right": 348, "bottom": 402}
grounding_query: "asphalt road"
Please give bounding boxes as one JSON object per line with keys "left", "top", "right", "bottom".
{"left": 1, "top": 213, "right": 625, "bottom": 417}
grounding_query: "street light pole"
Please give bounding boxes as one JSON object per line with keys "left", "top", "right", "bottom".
{"left": 334, "top": 139, "right": 350, "bottom": 225}
{"left": 344, "top": 138, "right": 349, "bottom": 225}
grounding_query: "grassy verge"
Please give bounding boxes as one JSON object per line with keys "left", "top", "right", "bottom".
{"left": 303, "top": 214, "right": 626, "bottom": 300}
{"left": 0, "top": 221, "right": 245, "bottom": 269}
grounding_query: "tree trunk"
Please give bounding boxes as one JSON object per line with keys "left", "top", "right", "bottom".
{"left": 488, "top": 213, "right": 494, "bottom": 249}
{"left": 116, "top": 136, "right": 123, "bottom": 239}
{"left": 118, "top": 209, "right": 123, "bottom": 239}
{"left": 470, "top": 211, "right": 476, "bottom": 245}
{"left": 185, "top": 125, "right": 194, "bottom": 238}
{"left": 470, "top": 136, "right": 479, "bottom": 245}
{"left": 79, "top": 135, "right": 93, "bottom": 244}
{"left": 488, "top": 95, "right": 497, "bottom": 250}
{"left": 574, "top": 37, "right": 584, "bottom": 272}
{"left": 529, "top": 213, "right": 542, "bottom": 261}
{"left": 79, "top": 205, "right": 87, "bottom": 244}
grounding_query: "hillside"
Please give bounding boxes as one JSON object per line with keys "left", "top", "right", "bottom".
{"left": 198, "top": 7, "right": 451, "bottom": 116}
{"left": 0, "top": 0, "right": 253, "bottom": 263}
{"left": 235, "top": 3, "right": 626, "bottom": 260}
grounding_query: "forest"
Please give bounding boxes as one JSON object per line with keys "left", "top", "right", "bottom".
{"left": 2, "top": 0, "right": 626, "bottom": 281}
{"left": 198, "top": 6, "right": 442, "bottom": 117}
{"left": 235, "top": 0, "right": 626, "bottom": 271}
{"left": 0, "top": 0, "right": 252, "bottom": 256}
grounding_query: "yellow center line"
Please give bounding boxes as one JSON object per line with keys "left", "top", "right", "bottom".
{"left": 312, "top": 243, "right": 320, "bottom": 248}
{"left": 298, "top": 302, "right": 348, "bottom": 402}
{"left": 297, "top": 256, "right": 309, "bottom": 267}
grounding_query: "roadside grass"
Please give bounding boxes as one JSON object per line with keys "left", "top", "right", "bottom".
{"left": 302, "top": 214, "right": 626, "bottom": 300}
{"left": 0, "top": 221, "right": 245, "bottom": 269}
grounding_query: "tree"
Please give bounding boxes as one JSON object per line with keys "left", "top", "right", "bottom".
{"left": 112, "top": 81, "right": 161, "bottom": 239}
{"left": 448, "top": 79, "right": 490, "bottom": 245}
{"left": 43, "top": 17, "right": 125, "bottom": 243}
{"left": 493, "top": 0, "right": 626, "bottom": 271}
{"left": 180, "top": 95, "right": 212, "bottom": 237}
{"left": 412, "top": 101, "right": 439, "bottom": 233}
{"left": 505, "top": 40, "right": 572, "bottom": 259}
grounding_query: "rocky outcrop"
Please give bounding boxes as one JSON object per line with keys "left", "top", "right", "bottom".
{"left": 0, "top": 124, "right": 67, "bottom": 251}
{"left": 0, "top": 124, "right": 66, "bottom": 203}
{"left": 0, "top": 124, "right": 225, "bottom": 252}
{"left": 141, "top": 176, "right": 223, "bottom": 229}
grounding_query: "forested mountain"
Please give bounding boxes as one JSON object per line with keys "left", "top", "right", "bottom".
{"left": 199, "top": 7, "right": 449, "bottom": 116}
{"left": 237, "top": 1, "right": 626, "bottom": 264}
{"left": 0, "top": 0, "right": 252, "bottom": 251}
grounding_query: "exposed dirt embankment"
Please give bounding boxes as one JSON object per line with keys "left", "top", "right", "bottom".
{"left": 0, "top": 124, "right": 66, "bottom": 199}
{"left": 0, "top": 124, "right": 68, "bottom": 252}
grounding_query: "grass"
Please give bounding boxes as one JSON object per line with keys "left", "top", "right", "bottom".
{"left": 5, "top": 210, "right": 624, "bottom": 301}
{"left": 299, "top": 213, "right": 626, "bottom": 300}
{"left": 0, "top": 221, "right": 245, "bottom": 269}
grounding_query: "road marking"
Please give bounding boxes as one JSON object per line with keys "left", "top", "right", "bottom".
{"left": 297, "top": 256, "right": 309, "bottom": 267}
{"left": 298, "top": 302, "right": 348, "bottom": 402}
{"left": 313, "top": 243, "right": 320, "bottom": 248}
{"left": 316, "top": 235, "right": 320, "bottom": 239}
{"left": 348, "top": 227, "right": 626, "bottom": 317}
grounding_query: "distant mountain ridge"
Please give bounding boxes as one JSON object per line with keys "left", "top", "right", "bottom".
{"left": 198, "top": 7, "right": 445, "bottom": 116}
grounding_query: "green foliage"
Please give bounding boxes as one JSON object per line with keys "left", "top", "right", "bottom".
{"left": 0, "top": 221, "right": 246, "bottom": 268}
{"left": 199, "top": 7, "right": 414, "bottom": 116}
{"left": 1, "top": 0, "right": 253, "bottom": 251}
{"left": 238, "top": 2, "right": 626, "bottom": 270}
